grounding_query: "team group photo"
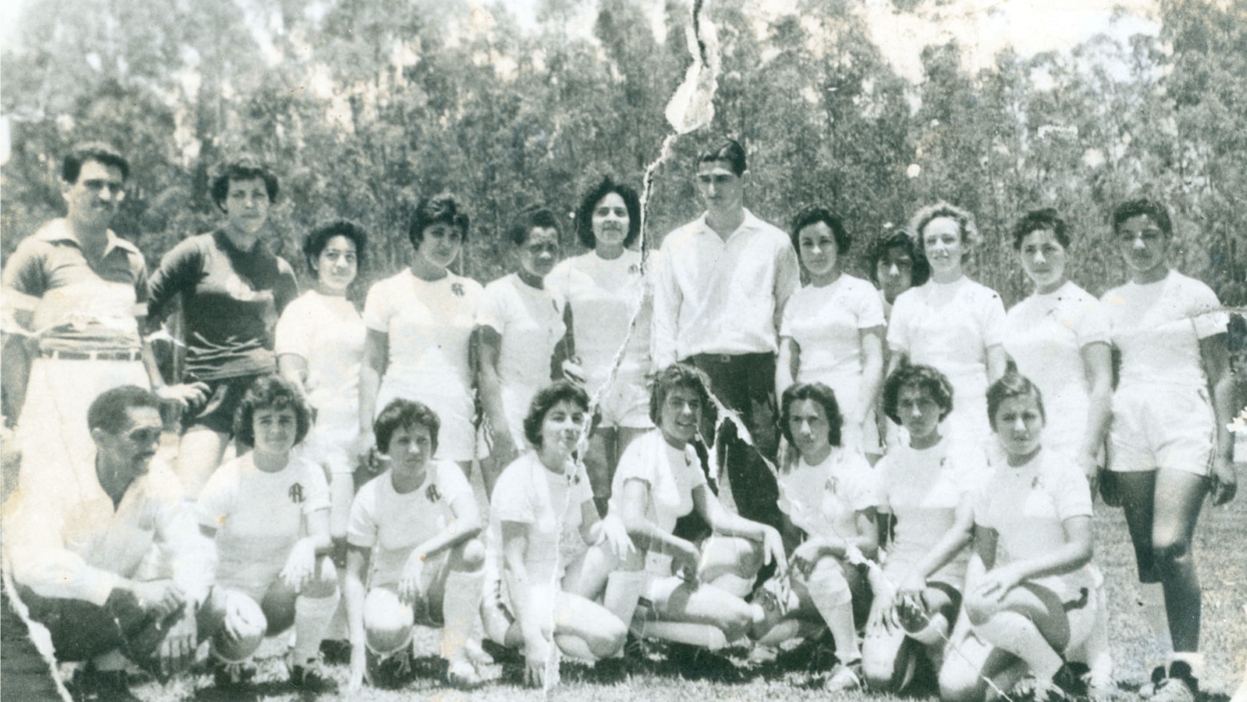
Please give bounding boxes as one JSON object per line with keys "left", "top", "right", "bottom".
{"left": 1, "top": 1, "right": 1245, "bottom": 701}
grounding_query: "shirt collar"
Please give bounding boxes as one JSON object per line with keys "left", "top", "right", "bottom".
{"left": 694, "top": 208, "right": 762, "bottom": 242}
{"left": 34, "top": 218, "right": 140, "bottom": 257}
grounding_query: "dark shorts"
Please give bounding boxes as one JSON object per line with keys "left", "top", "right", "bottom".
{"left": 184, "top": 374, "right": 263, "bottom": 435}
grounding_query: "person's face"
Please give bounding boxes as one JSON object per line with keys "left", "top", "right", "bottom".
{"left": 251, "top": 405, "right": 298, "bottom": 455}
{"left": 315, "top": 235, "right": 358, "bottom": 294}
{"left": 922, "top": 217, "right": 964, "bottom": 277}
{"left": 787, "top": 398, "right": 832, "bottom": 459}
{"left": 797, "top": 222, "right": 840, "bottom": 279}
{"left": 540, "top": 399, "right": 586, "bottom": 458}
{"left": 992, "top": 393, "right": 1044, "bottom": 459}
{"left": 875, "top": 245, "right": 915, "bottom": 303}
{"left": 223, "top": 177, "right": 271, "bottom": 235}
{"left": 93, "top": 406, "right": 162, "bottom": 480}
{"left": 695, "top": 160, "right": 746, "bottom": 215}
{"left": 63, "top": 159, "right": 126, "bottom": 230}
{"left": 385, "top": 423, "right": 433, "bottom": 476}
{"left": 1018, "top": 228, "right": 1068, "bottom": 293}
{"left": 896, "top": 384, "right": 942, "bottom": 442}
{"left": 592, "top": 192, "right": 630, "bottom": 251}
{"left": 660, "top": 385, "right": 704, "bottom": 446}
{"left": 1116, "top": 214, "right": 1168, "bottom": 278}
{"left": 518, "top": 226, "right": 560, "bottom": 279}
{"left": 416, "top": 222, "right": 463, "bottom": 271}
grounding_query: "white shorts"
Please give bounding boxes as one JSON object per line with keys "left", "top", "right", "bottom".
{"left": 590, "top": 372, "right": 653, "bottom": 429}
{"left": 377, "top": 377, "right": 477, "bottom": 462}
{"left": 302, "top": 408, "right": 358, "bottom": 476}
{"left": 1109, "top": 383, "right": 1215, "bottom": 475}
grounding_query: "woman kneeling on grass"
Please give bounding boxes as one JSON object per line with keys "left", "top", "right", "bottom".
{"left": 861, "top": 363, "right": 990, "bottom": 692}
{"left": 939, "top": 372, "right": 1098, "bottom": 702}
{"left": 196, "top": 374, "right": 339, "bottom": 693}
{"left": 750, "top": 382, "right": 879, "bottom": 689}
{"left": 569, "top": 363, "right": 787, "bottom": 679}
{"left": 343, "top": 399, "right": 487, "bottom": 691}
{"left": 482, "top": 380, "right": 633, "bottom": 689}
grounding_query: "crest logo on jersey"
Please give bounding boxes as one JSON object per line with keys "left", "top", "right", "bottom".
{"left": 426, "top": 484, "right": 441, "bottom": 502}
{"left": 825, "top": 477, "right": 838, "bottom": 494}
{"left": 289, "top": 483, "right": 304, "bottom": 504}
{"left": 628, "top": 264, "right": 639, "bottom": 276}
{"left": 451, "top": 282, "right": 465, "bottom": 297}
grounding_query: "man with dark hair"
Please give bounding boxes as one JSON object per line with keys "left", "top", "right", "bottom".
{"left": 3, "top": 385, "right": 210, "bottom": 701}
{"left": 652, "top": 138, "right": 800, "bottom": 529}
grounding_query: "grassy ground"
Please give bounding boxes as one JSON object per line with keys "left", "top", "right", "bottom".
{"left": 107, "top": 465, "right": 1246, "bottom": 702}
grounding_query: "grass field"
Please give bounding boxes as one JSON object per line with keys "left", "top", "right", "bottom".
{"left": 102, "top": 464, "right": 1247, "bottom": 702}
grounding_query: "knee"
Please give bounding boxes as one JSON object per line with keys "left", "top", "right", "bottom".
{"left": 719, "top": 600, "right": 760, "bottom": 642}
{"left": 587, "top": 617, "right": 627, "bottom": 659}
{"left": 453, "top": 539, "right": 486, "bottom": 572}
{"left": 860, "top": 637, "right": 904, "bottom": 692}
{"left": 301, "top": 558, "right": 340, "bottom": 599}
{"left": 939, "top": 659, "right": 987, "bottom": 702}
{"left": 805, "top": 558, "right": 852, "bottom": 606}
{"left": 962, "top": 591, "right": 999, "bottom": 627}
{"left": 1151, "top": 535, "right": 1192, "bottom": 573}
{"left": 208, "top": 592, "right": 266, "bottom": 661}
{"left": 364, "top": 590, "right": 414, "bottom": 654}
{"left": 729, "top": 539, "right": 765, "bottom": 579}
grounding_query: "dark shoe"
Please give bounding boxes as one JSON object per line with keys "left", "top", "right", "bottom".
{"left": 669, "top": 643, "right": 744, "bottom": 683}
{"left": 319, "top": 638, "right": 352, "bottom": 664}
{"left": 70, "top": 668, "right": 141, "bottom": 702}
{"left": 441, "top": 657, "right": 485, "bottom": 690}
{"left": 288, "top": 655, "right": 338, "bottom": 693}
{"left": 1149, "top": 662, "right": 1199, "bottom": 702}
{"left": 211, "top": 657, "right": 256, "bottom": 691}
{"left": 367, "top": 646, "right": 414, "bottom": 688}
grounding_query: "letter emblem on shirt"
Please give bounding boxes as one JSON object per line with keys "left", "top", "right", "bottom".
{"left": 426, "top": 484, "right": 441, "bottom": 502}
{"left": 451, "top": 282, "right": 464, "bottom": 297}
{"left": 289, "top": 483, "right": 304, "bottom": 504}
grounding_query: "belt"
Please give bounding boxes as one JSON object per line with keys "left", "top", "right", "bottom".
{"left": 689, "top": 352, "right": 773, "bottom": 365}
{"left": 41, "top": 348, "right": 141, "bottom": 362}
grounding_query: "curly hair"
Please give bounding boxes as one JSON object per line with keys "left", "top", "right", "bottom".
{"left": 304, "top": 219, "right": 367, "bottom": 275}
{"left": 779, "top": 382, "right": 843, "bottom": 449}
{"left": 210, "top": 155, "right": 279, "bottom": 212}
{"left": 87, "top": 385, "right": 160, "bottom": 435}
{"left": 868, "top": 228, "right": 931, "bottom": 288}
{"left": 908, "top": 202, "right": 981, "bottom": 262}
{"left": 649, "top": 363, "right": 717, "bottom": 429}
{"left": 790, "top": 206, "right": 851, "bottom": 260}
{"left": 523, "top": 381, "right": 590, "bottom": 449}
{"left": 1111, "top": 198, "right": 1172, "bottom": 239}
{"left": 881, "top": 363, "right": 954, "bottom": 425}
{"left": 233, "top": 374, "right": 312, "bottom": 449}
{"left": 409, "top": 192, "right": 470, "bottom": 249}
{"left": 1010, "top": 208, "right": 1069, "bottom": 251}
{"left": 63, "top": 142, "right": 130, "bottom": 183}
{"left": 507, "top": 205, "right": 562, "bottom": 247}
{"left": 373, "top": 398, "right": 441, "bottom": 457}
{"left": 986, "top": 371, "right": 1046, "bottom": 432}
{"left": 574, "top": 176, "right": 642, "bottom": 249}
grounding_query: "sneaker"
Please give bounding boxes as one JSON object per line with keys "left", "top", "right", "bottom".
{"left": 826, "top": 659, "right": 863, "bottom": 691}
{"left": 669, "top": 643, "right": 744, "bottom": 683}
{"left": 1139, "top": 665, "right": 1167, "bottom": 699}
{"left": 464, "top": 639, "right": 495, "bottom": 667}
{"left": 69, "top": 668, "right": 141, "bottom": 702}
{"left": 1010, "top": 675, "right": 1061, "bottom": 702}
{"left": 368, "top": 646, "right": 415, "bottom": 688}
{"left": 288, "top": 654, "right": 339, "bottom": 693}
{"left": 1149, "top": 662, "right": 1199, "bottom": 702}
{"left": 746, "top": 644, "right": 778, "bottom": 666}
{"left": 442, "top": 657, "right": 485, "bottom": 690}
{"left": 211, "top": 658, "right": 256, "bottom": 691}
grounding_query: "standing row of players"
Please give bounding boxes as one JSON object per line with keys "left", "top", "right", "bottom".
{"left": 1, "top": 138, "right": 1238, "bottom": 701}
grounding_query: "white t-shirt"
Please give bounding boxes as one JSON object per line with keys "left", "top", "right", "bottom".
{"left": 347, "top": 461, "right": 475, "bottom": 588}
{"left": 363, "top": 270, "right": 483, "bottom": 396}
{"left": 275, "top": 290, "right": 365, "bottom": 428}
{"left": 477, "top": 273, "right": 566, "bottom": 396}
{"left": 547, "top": 250, "right": 653, "bottom": 389}
{"left": 1003, "top": 281, "right": 1110, "bottom": 447}
{"left": 1101, "top": 271, "right": 1226, "bottom": 389}
{"left": 198, "top": 452, "right": 330, "bottom": 589}
{"left": 490, "top": 453, "right": 594, "bottom": 584}
{"left": 975, "top": 448, "right": 1093, "bottom": 571}
{"left": 876, "top": 436, "right": 989, "bottom": 586}
{"left": 780, "top": 274, "right": 885, "bottom": 417}
{"left": 778, "top": 449, "right": 879, "bottom": 543}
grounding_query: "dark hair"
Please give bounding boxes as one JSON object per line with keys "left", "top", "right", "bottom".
{"left": 986, "top": 371, "right": 1046, "bottom": 431}
{"left": 63, "top": 142, "right": 130, "bottom": 183}
{"left": 87, "top": 385, "right": 160, "bottom": 434}
{"left": 908, "top": 202, "right": 981, "bottom": 261}
{"left": 210, "top": 155, "right": 279, "bottom": 212}
{"left": 233, "top": 375, "right": 312, "bottom": 449}
{"left": 696, "top": 138, "right": 747, "bottom": 177}
{"left": 1011, "top": 208, "right": 1070, "bottom": 250}
{"left": 649, "top": 363, "right": 717, "bottom": 428}
{"left": 574, "top": 176, "right": 642, "bottom": 249}
{"left": 523, "top": 381, "right": 590, "bottom": 449}
{"left": 881, "top": 363, "right": 954, "bottom": 425}
{"left": 373, "top": 399, "right": 441, "bottom": 457}
{"left": 779, "top": 382, "right": 843, "bottom": 449}
{"left": 304, "top": 219, "right": 367, "bottom": 274}
{"left": 868, "top": 228, "right": 931, "bottom": 288}
{"left": 1112, "top": 198, "right": 1172, "bottom": 239}
{"left": 790, "top": 206, "right": 851, "bottom": 259}
{"left": 409, "top": 192, "right": 470, "bottom": 249}
{"left": 507, "top": 205, "right": 561, "bottom": 247}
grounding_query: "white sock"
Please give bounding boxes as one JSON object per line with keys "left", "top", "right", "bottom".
{"left": 1139, "top": 583, "right": 1173, "bottom": 656}
{"left": 292, "top": 592, "right": 340, "bottom": 664}
{"left": 973, "top": 611, "right": 1062, "bottom": 680}
{"left": 806, "top": 563, "right": 860, "bottom": 662}
{"left": 441, "top": 569, "right": 484, "bottom": 661}
{"left": 603, "top": 571, "right": 647, "bottom": 641}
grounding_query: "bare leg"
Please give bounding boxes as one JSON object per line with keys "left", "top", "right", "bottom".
{"left": 1150, "top": 470, "right": 1208, "bottom": 653}
{"left": 176, "top": 426, "right": 229, "bottom": 498}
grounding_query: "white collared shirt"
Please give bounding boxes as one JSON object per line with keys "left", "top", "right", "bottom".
{"left": 652, "top": 209, "right": 800, "bottom": 367}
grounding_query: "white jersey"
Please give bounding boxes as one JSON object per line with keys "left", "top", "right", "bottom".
{"left": 780, "top": 274, "right": 885, "bottom": 422}
{"left": 777, "top": 449, "right": 879, "bottom": 543}
{"left": 275, "top": 290, "right": 365, "bottom": 431}
{"left": 347, "top": 461, "right": 475, "bottom": 588}
{"left": 1003, "top": 281, "right": 1110, "bottom": 448}
{"left": 197, "top": 452, "right": 330, "bottom": 595}
{"left": 490, "top": 453, "right": 594, "bottom": 584}
{"left": 547, "top": 250, "right": 653, "bottom": 390}
{"left": 1101, "top": 271, "right": 1226, "bottom": 389}
{"left": 876, "top": 436, "right": 989, "bottom": 587}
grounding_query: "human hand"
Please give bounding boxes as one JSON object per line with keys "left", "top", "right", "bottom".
{"left": 973, "top": 565, "right": 1024, "bottom": 604}
{"left": 398, "top": 551, "right": 426, "bottom": 603}
{"left": 523, "top": 633, "right": 552, "bottom": 688}
{"left": 352, "top": 429, "right": 376, "bottom": 460}
{"left": 157, "top": 610, "right": 197, "bottom": 676}
{"left": 280, "top": 538, "right": 317, "bottom": 591}
{"left": 130, "top": 580, "right": 185, "bottom": 620}
{"left": 790, "top": 540, "right": 824, "bottom": 579}
{"left": 1210, "top": 456, "right": 1238, "bottom": 506}
{"left": 594, "top": 514, "right": 635, "bottom": 559}
{"left": 673, "top": 540, "right": 701, "bottom": 583}
{"left": 155, "top": 382, "right": 210, "bottom": 410}
{"left": 222, "top": 592, "right": 261, "bottom": 643}
{"left": 761, "top": 527, "right": 787, "bottom": 575}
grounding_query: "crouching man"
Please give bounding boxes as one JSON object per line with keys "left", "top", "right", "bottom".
{"left": 3, "top": 386, "right": 210, "bottom": 701}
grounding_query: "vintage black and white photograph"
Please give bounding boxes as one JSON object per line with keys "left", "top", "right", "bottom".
{"left": 1, "top": 0, "right": 1244, "bottom": 700}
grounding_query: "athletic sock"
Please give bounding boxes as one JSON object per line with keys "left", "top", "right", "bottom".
{"left": 441, "top": 568, "right": 484, "bottom": 661}
{"left": 1140, "top": 583, "right": 1173, "bottom": 657}
{"left": 291, "top": 592, "right": 340, "bottom": 664}
{"left": 805, "top": 563, "right": 860, "bottom": 662}
{"left": 602, "top": 570, "right": 647, "bottom": 655}
{"left": 973, "top": 611, "right": 1062, "bottom": 680}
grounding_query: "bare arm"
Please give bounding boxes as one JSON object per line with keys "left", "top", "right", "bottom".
{"left": 344, "top": 546, "right": 370, "bottom": 690}
{"left": 857, "top": 327, "right": 885, "bottom": 428}
{"left": 1201, "top": 333, "right": 1238, "bottom": 505}
{"left": 985, "top": 344, "right": 1008, "bottom": 383}
{"left": 1077, "top": 341, "right": 1114, "bottom": 477}
{"left": 358, "top": 329, "right": 388, "bottom": 438}
{"left": 694, "top": 483, "right": 786, "bottom": 573}
{"left": 973, "top": 517, "right": 1092, "bottom": 603}
{"left": 476, "top": 325, "right": 519, "bottom": 467}
{"left": 775, "top": 337, "right": 799, "bottom": 401}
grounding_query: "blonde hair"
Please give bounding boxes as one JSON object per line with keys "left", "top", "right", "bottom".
{"left": 908, "top": 202, "right": 981, "bottom": 262}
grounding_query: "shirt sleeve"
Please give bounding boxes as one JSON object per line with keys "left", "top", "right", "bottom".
{"left": 491, "top": 458, "right": 535, "bottom": 525}
{"left": 874, "top": 456, "right": 893, "bottom": 514}
{"left": 437, "top": 460, "right": 475, "bottom": 507}
{"left": 1188, "top": 279, "right": 1228, "bottom": 340}
{"left": 301, "top": 460, "right": 331, "bottom": 514}
{"left": 1075, "top": 297, "right": 1112, "bottom": 348}
{"left": 1050, "top": 463, "right": 1094, "bottom": 522}
{"left": 843, "top": 453, "right": 881, "bottom": 512}
{"left": 773, "top": 240, "right": 801, "bottom": 314}
{"left": 649, "top": 247, "right": 681, "bottom": 369}
{"left": 475, "top": 281, "right": 508, "bottom": 335}
{"left": 885, "top": 293, "right": 912, "bottom": 354}
{"left": 146, "top": 237, "right": 204, "bottom": 329}
{"left": 971, "top": 475, "right": 995, "bottom": 529}
{"left": 149, "top": 465, "right": 212, "bottom": 606}
{"left": 346, "top": 482, "right": 379, "bottom": 549}
{"left": 273, "top": 296, "right": 312, "bottom": 359}
{"left": 361, "top": 278, "right": 392, "bottom": 333}
{"left": 856, "top": 280, "right": 887, "bottom": 329}
{"left": 613, "top": 434, "right": 659, "bottom": 491}
{"left": 980, "top": 289, "right": 1009, "bottom": 348}
{"left": 273, "top": 258, "right": 300, "bottom": 317}
{"left": 779, "top": 290, "right": 796, "bottom": 339}
{"left": 1, "top": 238, "right": 48, "bottom": 305}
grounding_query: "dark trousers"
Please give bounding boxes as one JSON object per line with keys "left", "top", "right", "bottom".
{"left": 18, "top": 586, "right": 184, "bottom": 667}
{"left": 687, "top": 352, "right": 782, "bottom": 530}
{"left": 2, "top": 580, "right": 63, "bottom": 700}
